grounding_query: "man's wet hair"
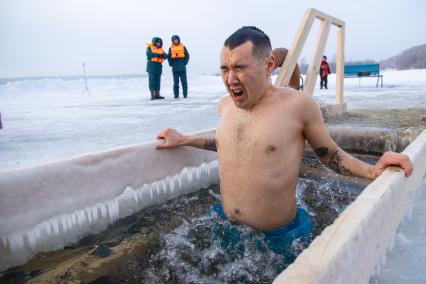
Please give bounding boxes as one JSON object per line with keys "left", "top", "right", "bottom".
{"left": 224, "top": 26, "right": 272, "bottom": 59}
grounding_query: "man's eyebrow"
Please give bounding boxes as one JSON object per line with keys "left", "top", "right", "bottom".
{"left": 220, "top": 62, "right": 249, "bottom": 70}
{"left": 234, "top": 63, "right": 248, "bottom": 68}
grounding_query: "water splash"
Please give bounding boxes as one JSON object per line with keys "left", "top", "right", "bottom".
{"left": 141, "top": 213, "right": 287, "bottom": 284}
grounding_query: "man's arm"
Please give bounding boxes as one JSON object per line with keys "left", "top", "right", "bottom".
{"left": 184, "top": 47, "right": 189, "bottom": 65}
{"left": 167, "top": 48, "right": 172, "bottom": 66}
{"left": 146, "top": 47, "right": 152, "bottom": 60}
{"left": 156, "top": 128, "right": 217, "bottom": 152}
{"left": 301, "top": 94, "right": 413, "bottom": 179}
{"left": 156, "top": 97, "right": 229, "bottom": 152}
{"left": 271, "top": 48, "right": 300, "bottom": 90}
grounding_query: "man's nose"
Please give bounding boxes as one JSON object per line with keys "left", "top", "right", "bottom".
{"left": 227, "top": 70, "right": 238, "bottom": 85}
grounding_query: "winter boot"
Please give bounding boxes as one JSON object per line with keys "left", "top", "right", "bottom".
{"left": 155, "top": 90, "right": 164, "bottom": 99}
{"left": 150, "top": 91, "right": 155, "bottom": 100}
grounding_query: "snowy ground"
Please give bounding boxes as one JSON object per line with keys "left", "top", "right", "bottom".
{"left": 314, "top": 69, "right": 426, "bottom": 109}
{"left": 1, "top": 69, "right": 425, "bottom": 170}
{"left": 0, "top": 74, "right": 224, "bottom": 170}
{"left": 0, "top": 69, "right": 425, "bottom": 282}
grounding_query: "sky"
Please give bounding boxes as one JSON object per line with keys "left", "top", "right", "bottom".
{"left": 0, "top": 0, "right": 425, "bottom": 78}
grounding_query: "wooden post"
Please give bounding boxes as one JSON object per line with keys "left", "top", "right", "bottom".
{"left": 335, "top": 24, "right": 345, "bottom": 103}
{"left": 274, "top": 8, "right": 345, "bottom": 105}
{"left": 274, "top": 9, "right": 315, "bottom": 87}
{"left": 304, "top": 20, "right": 331, "bottom": 95}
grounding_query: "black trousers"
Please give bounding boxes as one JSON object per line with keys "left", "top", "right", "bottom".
{"left": 320, "top": 75, "right": 328, "bottom": 89}
{"left": 173, "top": 71, "right": 188, "bottom": 98}
{"left": 148, "top": 73, "right": 161, "bottom": 91}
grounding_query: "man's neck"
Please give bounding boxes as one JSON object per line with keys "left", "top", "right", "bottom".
{"left": 247, "top": 82, "right": 276, "bottom": 110}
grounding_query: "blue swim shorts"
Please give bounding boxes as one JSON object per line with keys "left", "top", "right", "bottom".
{"left": 209, "top": 203, "right": 312, "bottom": 261}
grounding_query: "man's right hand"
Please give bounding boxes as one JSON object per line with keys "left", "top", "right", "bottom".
{"left": 156, "top": 128, "right": 185, "bottom": 149}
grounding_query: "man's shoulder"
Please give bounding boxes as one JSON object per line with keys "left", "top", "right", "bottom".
{"left": 219, "top": 95, "right": 232, "bottom": 105}
{"left": 218, "top": 96, "right": 232, "bottom": 112}
{"left": 275, "top": 87, "right": 311, "bottom": 102}
{"left": 273, "top": 87, "right": 317, "bottom": 113}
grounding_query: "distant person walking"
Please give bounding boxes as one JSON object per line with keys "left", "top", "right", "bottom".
{"left": 168, "top": 35, "right": 190, "bottom": 98}
{"left": 319, "top": 55, "right": 331, "bottom": 89}
{"left": 146, "top": 37, "right": 167, "bottom": 100}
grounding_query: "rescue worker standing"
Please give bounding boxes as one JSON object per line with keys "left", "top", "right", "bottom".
{"left": 168, "top": 35, "right": 190, "bottom": 98}
{"left": 319, "top": 55, "right": 331, "bottom": 89}
{"left": 146, "top": 37, "right": 167, "bottom": 100}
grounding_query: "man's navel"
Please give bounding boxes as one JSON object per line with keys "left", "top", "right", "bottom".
{"left": 265, "top": 145, "right": 277, "bottom": 154}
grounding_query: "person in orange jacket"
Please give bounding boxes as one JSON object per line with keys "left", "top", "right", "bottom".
{"left": 168, "top": 35, "right": 190, "bottom": 98}
{"left": 146, "top": 37, "right": 167, "bottom": 100}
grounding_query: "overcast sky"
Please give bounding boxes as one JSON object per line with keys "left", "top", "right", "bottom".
{"left": 1, "top": 0, "right": 425, "bottom": 78}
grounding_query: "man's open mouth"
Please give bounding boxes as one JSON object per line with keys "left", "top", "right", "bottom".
{"left": 231, "top": 89, "right": 244, "bottom": 97}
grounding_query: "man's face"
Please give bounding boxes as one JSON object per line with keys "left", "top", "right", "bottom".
{"left": 220, "top": 41, "right": 274, "bottom": 109}
{"left": 173, "top": 39, "right": 179, "bottom": 45}
{"left": 155, "top": 41, "right": 161, "bottom": 47}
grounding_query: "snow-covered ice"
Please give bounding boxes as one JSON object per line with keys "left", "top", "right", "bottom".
{"left": 0, "top": 69, "right": 425, "bottom": 281}
{"left": 1, "top": 70, "right": 425, "bottom": 170}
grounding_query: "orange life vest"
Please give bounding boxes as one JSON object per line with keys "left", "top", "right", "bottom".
{"left": 147, "top": 43, "right": 164, "bottom": 63}
{"left": 170, "top": 43, "right": 185, "bottom": 59}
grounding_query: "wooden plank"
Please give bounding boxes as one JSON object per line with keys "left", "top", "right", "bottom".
{"left": 275, "top": 8, "right": 346, "bottom": 106}
{"left": 309, "top": 8, "right": 345, "bottom": 27}
{"left": 274, "top": 10, "right": 315, "bottom": 87}
{"left": 335, "top": 25, "right": 345, "bottom": 103}
{"left": 304, "top": 20, "right": 331, "bottom": 95}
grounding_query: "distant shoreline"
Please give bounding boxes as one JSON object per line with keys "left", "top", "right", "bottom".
{"left": 0, "top": 74, "right": 148, "bottom": 84}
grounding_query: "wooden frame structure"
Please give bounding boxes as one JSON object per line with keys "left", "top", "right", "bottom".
{"left": 275, "top": 8, "right": 345, "bottom": 104}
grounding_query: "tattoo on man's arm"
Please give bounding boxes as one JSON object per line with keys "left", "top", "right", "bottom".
{"left": 328, "top": 149, "right": 352, "bottom": 175}
{"left": 314, "top": 147, "right": 329, "bottom": 157}
{"left": 204, "top": 139, "right": 217, "bottom": 151}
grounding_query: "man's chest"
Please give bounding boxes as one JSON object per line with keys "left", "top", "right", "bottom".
{"left": 216, "top": 111, "right": 301, "bottom": 155}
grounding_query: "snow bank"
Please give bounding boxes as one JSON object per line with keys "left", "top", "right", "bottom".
{"left": 0, "top": 130, "right": 218, "bottom": 271}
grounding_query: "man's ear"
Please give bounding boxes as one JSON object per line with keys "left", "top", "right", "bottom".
{"left": 265, "top": 55, "right": 275, "bottom": 76}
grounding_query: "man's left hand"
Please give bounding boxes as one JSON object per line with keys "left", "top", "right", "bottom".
{"left": 373, "top": 151, "right": 413, "bottom": 178}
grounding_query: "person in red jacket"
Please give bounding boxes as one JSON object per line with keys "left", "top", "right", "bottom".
{"left": 319, "top": 55, "right": 331, "bottom": 89}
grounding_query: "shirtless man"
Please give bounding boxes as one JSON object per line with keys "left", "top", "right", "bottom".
{"left": 156, "top": 27, "right": 412, "bottom": 239}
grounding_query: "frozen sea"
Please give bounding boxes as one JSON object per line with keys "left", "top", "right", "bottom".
{"left": 0, "top": 69, "right": 426, "bottom": 282}
{"left": 1, "top": 69, "right": 425, "bottom": 170}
